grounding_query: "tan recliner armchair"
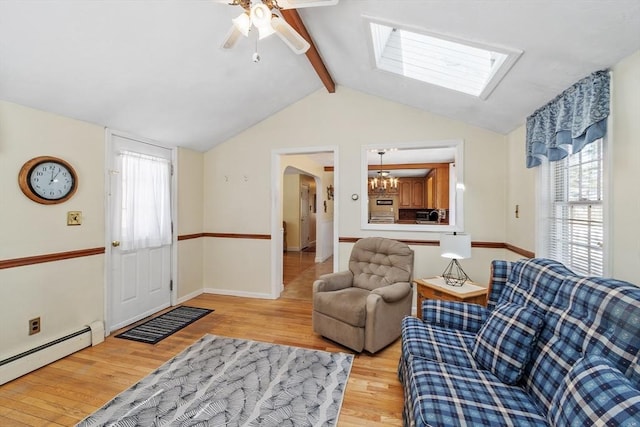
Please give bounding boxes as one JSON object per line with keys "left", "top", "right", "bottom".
{"left": 312, "top": 237, "right": 414, "bottom": 353}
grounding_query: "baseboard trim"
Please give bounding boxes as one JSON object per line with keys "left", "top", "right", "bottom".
{"left": 203, "top": 288, "right": 275, "bottom": 300}
{"left": 177, "top": 289, "right": 204, "bottom": 304}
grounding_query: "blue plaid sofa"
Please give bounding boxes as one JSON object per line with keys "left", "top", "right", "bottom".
{"left": 399, "top": 258, "right": 640, "bottom": 426}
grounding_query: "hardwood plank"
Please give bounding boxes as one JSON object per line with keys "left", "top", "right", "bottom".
{"left": 0, "top": 395, "right": 77, "bottom": 426}
{"left": 0, "top": 255, "right": 405, "bottom": 426}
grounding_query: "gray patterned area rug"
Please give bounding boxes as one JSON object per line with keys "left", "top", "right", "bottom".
{"left": 77, "top": 334, "right": 354, "bottom": 426}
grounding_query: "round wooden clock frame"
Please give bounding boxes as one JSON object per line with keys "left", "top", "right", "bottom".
{"left": 18, "top": 156, "right": 78, "bottom": 205}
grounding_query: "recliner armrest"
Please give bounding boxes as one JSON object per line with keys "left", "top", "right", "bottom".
{"left": 313, "top": 271, "right": 354, "bottom": 293}
{"left": 371, "top": 282, "right": 412, "bottom": 303}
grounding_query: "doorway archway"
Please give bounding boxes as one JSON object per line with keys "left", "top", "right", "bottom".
{"left": 270, "top": 147, "right": 338, "bottom": 298}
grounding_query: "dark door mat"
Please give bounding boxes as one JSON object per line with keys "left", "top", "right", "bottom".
{"left": 115, "top": 306, "right": 213, "bottom": 344}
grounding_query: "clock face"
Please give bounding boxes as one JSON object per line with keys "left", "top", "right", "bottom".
{"left": 18, "top": 156, "right": 78, "bottom": 204}
{"left": 28, "top": 161, "right": 75, "bottom": 200}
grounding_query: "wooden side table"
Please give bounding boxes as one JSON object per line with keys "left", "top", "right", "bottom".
{"left": 414, "top": 277, "right": 488, "bottom": 319}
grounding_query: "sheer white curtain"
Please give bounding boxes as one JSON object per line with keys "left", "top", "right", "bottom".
{"left": 120, "top": 151, "right": 171, "bottom": 251}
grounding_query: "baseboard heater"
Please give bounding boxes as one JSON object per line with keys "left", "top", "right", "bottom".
{"left": 0, "top": 320, "right": 104, "bottom": 385}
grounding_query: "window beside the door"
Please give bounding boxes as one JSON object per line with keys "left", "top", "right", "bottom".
{"left": 538, "top": 139, "right": 606, "bottom": 276}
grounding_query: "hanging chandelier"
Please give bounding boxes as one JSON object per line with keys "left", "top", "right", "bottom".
{"left": 369, "top": 150, "right": 398, "bottom": 192}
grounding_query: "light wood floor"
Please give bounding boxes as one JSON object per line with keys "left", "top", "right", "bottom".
{"left": 0, "top": 251, "right": 405, "bottom": 426}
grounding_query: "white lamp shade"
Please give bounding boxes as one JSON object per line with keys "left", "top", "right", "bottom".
{"left": 440, "top": 233, "right": 471, "bottom": 259}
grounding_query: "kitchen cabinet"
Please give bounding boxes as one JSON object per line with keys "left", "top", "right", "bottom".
{"left": 426, "top": 165, "right": 450, "bottom": 209}
{"left": 399, "top": 178, "right": 426, "bottom": 208}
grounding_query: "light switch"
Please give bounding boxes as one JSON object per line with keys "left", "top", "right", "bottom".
{"left": 67, "top": 211, "right": 82, "bottom": 226}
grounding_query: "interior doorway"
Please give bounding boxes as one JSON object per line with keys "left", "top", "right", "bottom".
{"left": 270, "top": 147, "right": 338, "bottom": 299}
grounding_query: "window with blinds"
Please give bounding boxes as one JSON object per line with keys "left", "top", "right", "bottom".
{"left": 543, "top": 139, "right": 605, "bottom": 276}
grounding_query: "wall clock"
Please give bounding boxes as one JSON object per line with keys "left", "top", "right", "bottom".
{"left": 18, "top": 156, "right": 78, "bottom": 204}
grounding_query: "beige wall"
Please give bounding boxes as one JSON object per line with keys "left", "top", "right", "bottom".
{"left": 0, "top": 104, "right": 205, "bottom": 362}
{"left": 504, "top": 49, "right": 640, "bottom": 283}
{"left": 176, "top": 147, "right": 204, "bottom": 301}
{"left": 609, "top": 50, "right": 640, "bottom": 282}
{"left": 202, "top": 87, "right": 509, "bottom": 294}
{"left": 0, "top": 101, "right": 105, "bottom": 360}
{"left": 505, "top": 124, "right": 536, "bottom": 253}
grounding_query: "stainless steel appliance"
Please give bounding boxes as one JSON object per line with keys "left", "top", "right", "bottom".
{"left": 415, "top": 210, "right": 440, "bottom": 224}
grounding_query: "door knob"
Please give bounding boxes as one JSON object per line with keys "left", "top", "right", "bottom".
{"left": 112, "top": 240, "right": 120, "bottom": 247}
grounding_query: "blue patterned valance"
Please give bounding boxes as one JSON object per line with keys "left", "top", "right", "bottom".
{"left": 526, "top": 70, "right": 610, "bottom": 168}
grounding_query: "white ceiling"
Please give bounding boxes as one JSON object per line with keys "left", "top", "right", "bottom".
{"left": 1, "top": 1, "right": 639, "bottom": 153}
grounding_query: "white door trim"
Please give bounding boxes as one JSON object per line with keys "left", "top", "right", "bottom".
{"left": 103, "top": 128, "right": 178, "bottom": 334}
{"left": 270, "top": 146, "right": 339, "bottom": 299}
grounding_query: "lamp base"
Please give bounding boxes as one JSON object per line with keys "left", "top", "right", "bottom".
{"left": 442, "top": 259, "right": 469, "bottom": 287}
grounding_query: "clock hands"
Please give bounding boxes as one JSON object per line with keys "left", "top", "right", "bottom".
{"left": 49, "top": 168, "right": 61, "bottom": 184}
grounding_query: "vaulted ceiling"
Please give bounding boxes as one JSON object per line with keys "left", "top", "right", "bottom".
{"left": 1, "top": 1, "right": 639, "bottom": 152}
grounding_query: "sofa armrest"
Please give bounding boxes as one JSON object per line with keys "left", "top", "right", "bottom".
{"left": 371, "top": 282, "right": 412, "bottom": 303}
{"left": 313, "top": 271, "right": 354, "bottom": 293}
{"left": 422, "top": 300, "right": 489, "bottom": 332}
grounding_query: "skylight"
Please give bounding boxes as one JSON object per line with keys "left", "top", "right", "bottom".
{"left": 368, "top": 21, "right": 522, "bottom": 99}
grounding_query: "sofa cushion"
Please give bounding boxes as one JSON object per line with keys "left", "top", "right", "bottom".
{"left": 548, "top": 355, "right": 640, "bottom": 426}
{"left": 548, "top": 276, "right": 640, "bottom": 388}
{"left": 401, "top": 316, "right": 477, "bottom": 369}
{"left": 472, "top": 302, "right": 544, "bottom": 385}
{"left": 421, "top": 300, "right": 488, "bottom": 333}
{"left": 405, "top": 357, "right": 547, "bottom": 426}
{"left": 521, "top": 333, "right": 584, "bottom": 412}
{"left": 497, "top": 258, "right": 569, "bottom": 312}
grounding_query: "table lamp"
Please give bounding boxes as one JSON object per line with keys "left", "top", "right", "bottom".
{"left": 440, "top": 232, "right": 471, "bottom": 286}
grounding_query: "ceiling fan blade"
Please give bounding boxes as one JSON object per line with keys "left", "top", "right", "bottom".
{"left": 275, "top": 0, "right": 339, "bottom": 10}
{"left": 221, "top": 24, "right": 244, "bottom": 49}
{"left": 271, "top": 16, "right": 310, "bottom": 54}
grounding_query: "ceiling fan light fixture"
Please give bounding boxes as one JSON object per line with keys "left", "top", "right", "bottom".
{"left": 232, "top": 12, "right": 251, "bottom": 37}
{"left": 250, "top": 3, "right": 276, "bottom": 40}
{"left": 271, "top": 16, "right": 311, "bottom": 54}
{"left": 257, "top": 24, "right": 276, "bottom": 40}
{"left": 250, "top": 3, "right": 272, "bottom": 28}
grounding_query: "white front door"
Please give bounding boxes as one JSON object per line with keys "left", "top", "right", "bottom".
{"left": 107, "top": 132, "right": 173, "bottom": 332}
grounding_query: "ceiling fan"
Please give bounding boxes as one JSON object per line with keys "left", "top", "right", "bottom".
{"left": 218, "top": 0, "right": 339, "bottom": 57}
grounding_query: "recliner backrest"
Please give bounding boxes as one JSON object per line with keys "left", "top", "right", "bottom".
{"left": 349, "top": 237, "right": 414, "bottom": 291}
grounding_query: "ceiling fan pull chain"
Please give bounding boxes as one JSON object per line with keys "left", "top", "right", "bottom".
{"left": 253, "top": 32, "right": 261, "bottom": 62}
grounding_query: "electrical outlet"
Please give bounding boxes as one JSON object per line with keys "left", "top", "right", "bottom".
{"left": 29, "top": 317, "right": 41, "bottom": 335}
{"left": 67, "top": 211, "right": 82, "bottom": 226}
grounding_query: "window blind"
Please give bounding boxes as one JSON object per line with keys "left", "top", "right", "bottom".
{"left": 545, "top": 140, "right": 604, "bottom": 276}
